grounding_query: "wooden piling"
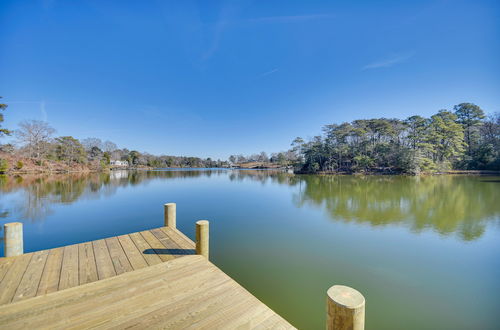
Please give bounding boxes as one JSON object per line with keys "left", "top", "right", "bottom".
{"left": 164, "top": 203, "right": 176, "bottom": 229}
{"left": 3, "top": 222, "right": 23, "bottom": 257}
{"left": 195, "top": 220, "right": 209, "bottom": 259}
{"left": 326, "top": 285, "right": 365, "bottom": 330}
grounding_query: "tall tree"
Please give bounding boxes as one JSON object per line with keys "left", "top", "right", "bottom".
{"left": 453, "top": 103, "right": 485, "bottom": 157}
{"left": 403, "top": 115, "right": 434, "bottom": 173}
{"left": 425, "top": 110, "right": 465, "bottom": 166}
{"left": 54, "top": 136, "right": 86, "bottom": 164}
{"left": 15, "top": 120, "right": 56, "bottom": 158}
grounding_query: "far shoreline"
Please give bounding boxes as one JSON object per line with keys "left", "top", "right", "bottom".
{"left": 2, "top": 167, "right": 499, "bottom": 177}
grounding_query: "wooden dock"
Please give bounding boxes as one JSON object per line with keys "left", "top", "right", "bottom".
{"left": 0, "top": 224, "right": 294, "bottom": 329}
{"left": 1, "top": 203, "right": 367, "bottom": 329}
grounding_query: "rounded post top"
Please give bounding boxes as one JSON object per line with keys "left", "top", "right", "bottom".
{"left": 196, "top": 220, "right": 209, "bottom": 226}
{"left": 164, "top": 203, "right": 176, "bottom": 207}
{"left": 4, "top": 222, "right": 23, "bottom": 228}
{"left": 327, "top": 285, "right": 365, "bottom": 309}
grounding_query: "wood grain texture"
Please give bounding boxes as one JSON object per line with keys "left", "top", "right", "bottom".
{"left": 0, "top": 256, "right": 295, "bottom": 329}
{"left": 58, "top": 244, "right": 79, "bottom": 290}
{"left": 128, "top": 232, "right": 162, "bottom": 266}
{"left": 37, "top": 248, "right": 64, "bottom": 295}
{"left": 140, "top": 230, "right": 176, "bottom": 262}
{"left": 0, "top": 258, "right": 16, "bottom": 283}
{"left": 78, "top": 242, "right": 98, "bottom": 285}
{"left": 0, "top": 226, "right": 196, "bottom": 306}
{"left": 0, "top": 254, "right": 32, "bottom": 305}
{"left": 161, "top": 227, "right": 196, "bottom": 253}
{"left": 12, "top": 250, "right": 49, "bottom": 302}
{"left": 105, "top": 237, "right": 133, "bottom": 275}
{"left": 93, "top": 239, "right": 117, "bottom": 280}
{"left": 117, "top": 235, "right": 148, "bottom": 270}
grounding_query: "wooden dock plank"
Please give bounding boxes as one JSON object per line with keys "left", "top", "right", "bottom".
{"left": 117, "top": 235, "right": 148, "bottom": 270}
{"left": 107, "top": 268, "right": 235, "bottom": 329}
{"left": 140, "top": 230, "right": 176, "bottom": 262}
{"left": 93, "top": 239, "right": 116, "bottom": 280}
{"left": 12, "top": 250, "right": 49, "bottom": 302}
{"left": 58, "top": 244, "right": 79, "bottom": 290}
{"left": 0, "top": 258, "right": 16, "bottom": 283}
{"left": 161, "top": 227, "right": 196, "bottom": 253}
{"left": 105, "top": 236, "right": 133, "bottom": 275}
{"left": 37, "top": 248, "right": 64, "bottom": 295}
{"left": 128, "top": 232, "right": 162, "bottom": 266}
{"left": 254, "top": 314, "right": 293, "bottom": 330}
{"left": 151, "top": 227, "right": 188, "bottom": 256}
{"left": 0, "top": 256, "right": 295, "bottom": 329}
{"left": 0, "top": 254, "right": 32, "bottom": 305}
{"left": 169, "top": 227, "right": 197, "bottom": 249}
{"left": 78, "top": 242, "right": 98, "bottom": 285}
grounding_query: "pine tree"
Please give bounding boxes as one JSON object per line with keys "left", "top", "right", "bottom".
{"left": 0, "top": 96, "right": 12, "bottom": 137}
{"left": 453, "top": 103, "right": 485, "bottom": 157}
{"left": 427, "top": 110, "right": 465, "bottom": 168}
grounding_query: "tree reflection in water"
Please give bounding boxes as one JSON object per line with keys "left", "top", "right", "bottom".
{"left": 0, "top": 170, "right": 498, "bottom": 241}
{"left": 292, "top": 175, "right": 500, "bottom": 241}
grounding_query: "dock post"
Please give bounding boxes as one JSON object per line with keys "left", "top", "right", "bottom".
{"left": 4, "top": 222, "right": 23, "bottom": 257}
{"left": 196, "top": 220, "right": 209, "bottom": 259}
{"left": 326, "top": 285, "right": 365, "bottom": 330}
{"left": 164, "top": 203, "right": 176, "bottom": 228}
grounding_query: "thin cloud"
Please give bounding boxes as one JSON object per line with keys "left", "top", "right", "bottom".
{"left": 201, "top": 20, "right": 228, "bottom": 61}
{"left": 40, "top": 100, "right": 47, "bottom": 121}
{"left": 362, "top": 52, "right": 415, "bottom": 70}
{"left": 260, "top": 68, "right": 279, "bottom": 77}
{"left": 202, "top": 10, "right": 334, "bottom": 61}
{"left": 201, "top": 2, "right": 242, "bottom": 61}
{"left": 7, "top": 100, "right": 49, "bottom": 121}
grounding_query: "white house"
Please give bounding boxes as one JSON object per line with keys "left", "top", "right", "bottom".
{"left": 110, "top": 160, "right": 129, "bottom": 167}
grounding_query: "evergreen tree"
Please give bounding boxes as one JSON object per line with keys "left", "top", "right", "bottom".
{"left": 454, "top": 103, "right": 485, "bottom": 158}
{"left": 427, "top": 110, "right": 465, "bottom": 168}
{"left": 0, "top": 97, "right": 11, "bottom": 137}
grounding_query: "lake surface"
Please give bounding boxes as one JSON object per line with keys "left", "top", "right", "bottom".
{"left": 1, "top": 170, "right": 499, "bottom": 329}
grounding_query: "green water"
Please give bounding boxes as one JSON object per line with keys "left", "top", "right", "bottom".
{"left": 0, "top": 170, "right": 499, "bottom": 329}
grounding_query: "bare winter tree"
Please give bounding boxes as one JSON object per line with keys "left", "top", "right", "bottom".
{"left": 81, "top": 137, "right": 103, "bottom": 151}
{"left": 102, "top": 140, "right": 117, "bottom": 153}
{"left": 15, "top": 120, "right": 56, "bottom": 158}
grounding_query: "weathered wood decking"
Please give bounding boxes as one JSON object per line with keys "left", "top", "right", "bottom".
{"left": 0, "top": 226, "right": 294, "bottom": 329}
{"left": 0, "top": 227, "right": 194, "bottom": 305}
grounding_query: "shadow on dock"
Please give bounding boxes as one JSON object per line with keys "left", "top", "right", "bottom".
{"left": 143, "top": 248, "right": 195, "bottom": 255}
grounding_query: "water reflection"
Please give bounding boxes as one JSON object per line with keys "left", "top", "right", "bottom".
{"left": 293, "top": 175, "right": 500, "bottom": 241}
{"left": 0, "top": 170, "right": 498, "bottom": 241}
{"left": 0, "top": 170, "right": 226, "bottom": 221}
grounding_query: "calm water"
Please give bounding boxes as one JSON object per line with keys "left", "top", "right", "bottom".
{"left": 1, "top": 170, "right": 499, "bottom": 329}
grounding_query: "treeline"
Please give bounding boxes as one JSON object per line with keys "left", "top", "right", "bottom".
{"left": 290, "top": 103, "right": 500, "bottom": 174}
{"left": 72, "top": 136, "right": 228, "bottom": 168}
{"left": 0, "top": 100, "right": 228, "bottom": 172}
{"left": 227, "top": 151, "right": 296, "bottom": 166}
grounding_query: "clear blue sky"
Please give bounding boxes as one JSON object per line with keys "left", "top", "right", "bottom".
{"left": 1, "top": 0, "right": 499, "bottom": 159}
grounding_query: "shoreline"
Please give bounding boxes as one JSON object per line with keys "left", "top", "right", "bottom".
{"left": 294, "top": 169, "right": 500, "bottom": 176}
{"left": 2, "top": 167, "right": 499, "bottom": 176}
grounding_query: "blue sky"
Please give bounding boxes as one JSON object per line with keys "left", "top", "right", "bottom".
{"left": 1, "top": 0, "right": 499, "bottom": 159}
